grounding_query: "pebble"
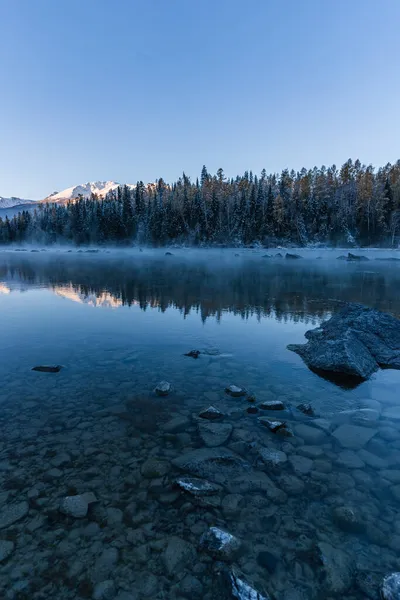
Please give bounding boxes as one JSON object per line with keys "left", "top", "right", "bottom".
{"left": 141, "top": 458, "right": 171, "bottom": 478}
{"left": 199, "top": 527, "right": 241, "bottom": 560}
{"left": 259, "top": 400, "right": 285, "bottom": 410}
{"left": 198, "top": 421, "right": 233, "bottom": 447}
{"left": 155, "top": 381, "right": 171, "bottom": 396}
{"left": 0, "top": 501, "right": 29, "bottom": 529}
{"left": 295, "top": 423, "right": 327, "bottom": 444}
{"left": 198, "top": 406, "right": 225, "bottom": 420}
{"left": 289, "top": 455, "right": 313, "bottom": 474}
{"left": 225, "top": 385, "right": 246, "bottom": 398}
{"left": 59, "top": 493, "right": 97, "bottom": 518}
{"left": 92, "top": 580, "right": 116, "bottom": 600}
{"left": 0, "top": 540, "right": 14, "bottom": 563}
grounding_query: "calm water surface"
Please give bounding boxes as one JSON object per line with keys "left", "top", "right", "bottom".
{"left": 1, "top": 248, "right": 400, "bottom": 600}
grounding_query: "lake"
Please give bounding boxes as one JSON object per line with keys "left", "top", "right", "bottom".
{"left": 1, "top": 247, "right": 400, "bottom": 600}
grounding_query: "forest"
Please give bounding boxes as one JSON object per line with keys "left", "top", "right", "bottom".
{"left": 1, "top": 159, "right": 400, "bottom": 247}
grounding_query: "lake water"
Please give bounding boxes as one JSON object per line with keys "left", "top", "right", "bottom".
{"left": 1, "top": 248, "right": 400, "bottom": 600}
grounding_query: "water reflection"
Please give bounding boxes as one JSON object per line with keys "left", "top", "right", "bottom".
{"left": 1, "top": 252, "right": 400, "bottom": 323}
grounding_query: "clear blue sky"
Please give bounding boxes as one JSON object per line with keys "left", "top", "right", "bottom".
{"left": 1, "top": 0, "right": 399, "bottom": 199}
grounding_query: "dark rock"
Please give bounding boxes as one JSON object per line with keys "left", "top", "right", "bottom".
{"left": 220, "top": 568, "right": 270, "bottom": 599}
{"left": 288, "top": 303, "right": 400, "bottom": 380}
{"left": 184, "top": 350, "right": 200, "bottom": 358}
{"left": 246, "top": 406, "right": 258, "bottom": 414}
{"left": 198, "top": 421, "right": 233, "bottom": 447}
{"left": 262, "top": 254, "right": 272, "bottom": 258}
{"left": 285, "top": 253, "right": 302, "bottom": 259}
{"left": 200, "top": 527, "right": 241, "bottom": 561}
{"left": 32, "top": 365, "right": 62, "bottom": 373}
{"left": 258, "top": 417, "right": 293, "bottom": 436}
{"left": 0, "top": 501, "right": 29, "bottom": 528}
{"left": 257, "top": 550, "right": 279, "bottom": 573}
{"left": 163, "top": 536, "right": 196, "bottom": 576}
{"left": 347, "top": 252, "right": 369, "bottom": 261}
{"left": 381, "top": 573, "right": 400, "bottom": 600}
{"left": 199, "top": 406, "right": 225, "bottom": 420}
{"left": 297, "top": 403, "right": 315, "bottom": 416}
{"left": 0, "top": 540, "right": 15, "bottom": 563}
{"left": 165, "top": 252, "right": 173, "bottom": 256}
{"left": 225, "top": 385, "right": 246, "bottom": 398}
{"left": 355, "top": 571, "right": 381, "bottom": 600}
{"left": 333, "top": 506, "right": 364, "bottom": 533}
{"left": 337, "top": 255, "right": 347, "bottom": 260}
{"left": 275, "top": 253, "right": 283, "bottom": 258}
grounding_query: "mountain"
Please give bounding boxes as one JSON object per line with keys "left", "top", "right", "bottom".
{"left": 0, "top": 196, "right": 36, "bottom": 209}
{"left": 43, "top": 181, "right": 135, "bottom": 203}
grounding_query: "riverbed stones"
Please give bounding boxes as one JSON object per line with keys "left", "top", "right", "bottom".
{"left": 175, "top": 477, "right": 223, "bottom": 496}
{"left": 277, "top": 473, "right": 305, "bottom": 495}
{"left": 257, "top": 447, "right": 287, "bottom": 468}
{"left": 172, "top": 448, "right": 250, "bottom": 483}
{"left": 288, "top": 303, "right": 400, "bottom": 380}
{"left": 59, "top": 493, "right": 97, "bottom": 518}
{"left": 332, "top": 424, "right": 376, "bottom": 449}
{"left": 258, "top": 417, "right": 293, "bottom": 436}
{"left": 92, "top": 580, "right": 116, "bottom": 600}
{"left": 336, "top": 449, "right": 365, "bottom": 469}
{"left": 0, "top": 501, "right": 29, "bottom": 528}
{"left": 294, "top": 423, "right": 326, "bottom": 444}
{"left": 225, "top": 385, "right": 246, "bottom": 398}
{"left": 297, "top": 403, "right": 315, "bottom": 416}
{"left": 317, "top": 541, "right": 353, "bottom": 594}
{"left": 0, "top": 540, "right": 14, "bottom": 563}
{"left": 381, "top": 573, "right": 400, "bottom": 600}
{"left": 358, "top": 449, "right": 387, "bottom": 469}
{"left": 200, "top": 527, "right": 241, "bottom": 560}
{"left": 162, "top": 415, "right": 190, "bottom": 433}
{"left": 141, "top": 457, "right": 171, "bottom": 478}
{"left": 333, "top": 506, "right": 364, "bottom": 533}
{"left": 289, "top": 454, "right": 313, "bottom": 474}
{"left": 199, "top": 406, "right": 225, "bottom": 420}
{"left": 155, "top": 381, "right": 171, "bottom": 396}
{"left": 198, "top": 421, "right": 233, "bottom": 447}
{"left": 229, "top": 472, "right": 287, "bottom": 503}
{"left": 163, "top": 536, "right": 196, "bottom": 576}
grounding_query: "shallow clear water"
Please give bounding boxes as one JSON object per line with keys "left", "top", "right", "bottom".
{"left": 1, "top": 248, "right": 400, "bottom": 599}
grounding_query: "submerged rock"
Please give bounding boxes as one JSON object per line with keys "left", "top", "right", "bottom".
{"left": 225, "top": 385, "right": 246, "bottom": 398}
{"left": 200, "top": 527, "right": 241, "bottom": 561}
{"left": 220, "top": 568, "right": 270, "bottom": 599}
{"left": 288, "top": 303, "right": 400, "bottom": 380}
{"left": 317, "top": 541, "right": 353, "bottom": 594}
{"left": 297, "top": 403, "right": 315, "bottom": 416}
{"left": 332, "top": 506, "right": 364, "bottom": 533}
{"left": 198, "top": 421, "right": 233, "bottom": 447}
{"left": 0, "top": 501, "right": 29, "bottom": 529}
{"left": 382, "top": 573, "right": 400, "bottom": 600}
{"left": 59, "top": 493, "right": 97, "bottom": 518}
{"left": 172, "top": 448, "right": 250, "bottom": 484}
{"left": 199, "top": 405, "right": 225, "bottom": 420}
{"left": 32, "top": 365, "right": 62, "bottom": 373}
{"left": 175, "top": 477, "right": 222, "bottom": 496}
{"left": 257, "top": 447, "right": 287, "bottom": 468}
{"left": 285, "top": 253, "right": 302, "bottom": 259}
{"left": 0, "top": 540, "right": 15, "bottom": 563}
{"left": 165, "top": 251, "right": 173, "bottom": 256}
{"left": 155, "top": 381, "right": 171, "bottom": 396}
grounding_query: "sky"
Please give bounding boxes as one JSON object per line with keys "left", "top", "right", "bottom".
{"left": 1, "top": 0, "right": 399, "bottom": 200}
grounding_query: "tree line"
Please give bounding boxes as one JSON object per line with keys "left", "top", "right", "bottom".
{"left": 1, "top": 159, "right": 400, "bottom": 246}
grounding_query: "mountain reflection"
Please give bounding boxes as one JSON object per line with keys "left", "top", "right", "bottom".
{"left": 1, "top": 253, "right": 400, "bottom": 323}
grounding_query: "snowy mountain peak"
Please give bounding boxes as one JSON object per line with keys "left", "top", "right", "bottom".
{"left": 44, "top": 181, "right": 135, "bottom": 203}
{"left": 0, "top": 196, "right": 35, "bottom": 209}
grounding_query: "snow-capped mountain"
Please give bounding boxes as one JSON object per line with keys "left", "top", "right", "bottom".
{"left": 0, "top": 196, "right": 35, "bottom": 209}
{"left": 43, "top": 181, "right": 135, "bottom": 203}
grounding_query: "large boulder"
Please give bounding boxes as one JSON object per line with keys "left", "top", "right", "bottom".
{"left": 288, "top": 303, "right": 400, "bottom": 380}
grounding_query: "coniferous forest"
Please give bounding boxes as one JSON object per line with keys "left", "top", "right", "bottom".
{"left": 1, "top": 159, "right": 400, "bottom": 247}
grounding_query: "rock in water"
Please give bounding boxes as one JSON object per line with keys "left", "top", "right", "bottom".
{"left": 347, "top": 252, "right": 369, "bottom": 261}
{"left": 288, "top": 303, "right": 400, "bottom": 380}
{"left": 259, "top": 400, "right": 285, "bottom": 410}
{"left": 221, "top": 569, "right": 270, "bottom": 599}
{"left": 382, "top": 573, "right": 400, "bottom": 599}
{"left": 199, "top": 406, "right": 225, "bottom": 420}
{"left": 184, "top": 350, "right": 200, "bottom": 358}
{"left": 155, "top": 381, "right": 171, "bottom": 396}
{"left": 258, "top": 417, "right": 293, "bottom": 436}
{"left": 165, "top": 251, "right": 173, "bottom": 256}
{"left": 59, "top": 493, "right": 97, "bottom": 518}
{"left": 198, "top": 422, "right": 233, "bottom": 447}
{"left": 32, "top": 365, "right": 62, "bottom": 373}
{"left": 0, "top": 502, "right": 29, "bottom": 529}
{"left": 175, "top": 477, "right": 222, "bottom": 496}
{"left": 225, "top": 385, "right": 246, "bottom": 398}
{"left": 297, "top": 403, "right": 315, "bottom": 416}
{"left": 285, "top": 253, "right": 302, "bottom": 259}
{"left": 200, "top": 527, "right": 241, "bottom": 560}
{"left": 172, "top": 448, "right": 250, "bottom": 484}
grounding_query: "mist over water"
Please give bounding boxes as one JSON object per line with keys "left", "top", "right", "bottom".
{"left": 1, "top": 249, "right": 400, "bottom": 599}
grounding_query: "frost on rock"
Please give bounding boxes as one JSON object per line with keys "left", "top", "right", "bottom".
{"left": 382, "top": 573, "right": 400, "bottom": 600}
{"left": 155, "top": 381, "right": 171, "bottom": 396}
{"left": 199, "top": 405, "right": 225, "bottom": 420}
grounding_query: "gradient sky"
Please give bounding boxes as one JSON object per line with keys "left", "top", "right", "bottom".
{"left": 1, "top": 0, "right": 399, "bottom": 199}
